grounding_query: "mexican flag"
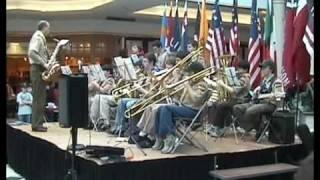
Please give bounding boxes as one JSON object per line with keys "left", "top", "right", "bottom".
{"left": 262, "top": 0, "right": 276, "bottom": 62}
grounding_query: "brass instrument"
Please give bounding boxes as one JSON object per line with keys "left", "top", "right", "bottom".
{"left": 124, "top": 66, "right": 216, "bottom": 118}
{"left": 142, "top": 47, "right": 204, "bottom": 98}
{"left": 112, "top": 77, "right": 149, "bottom": 102}
{"left": 42, "top": 39, "right": 70, "bottom": 82}
{"left": 216, "top": 54, "right": 235, "bottom": 102}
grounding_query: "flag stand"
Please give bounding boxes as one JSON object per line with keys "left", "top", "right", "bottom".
{"left": 294, "top": 77, "right": 300, "bottom": 132}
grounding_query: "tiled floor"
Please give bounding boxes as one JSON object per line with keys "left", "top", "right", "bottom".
{"left": 6, "top": 164, "right": 25, "bottom": 180}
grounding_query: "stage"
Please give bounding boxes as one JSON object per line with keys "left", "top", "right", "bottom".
{"left": 7, "top": 122, "right": 305, "bottom": 180}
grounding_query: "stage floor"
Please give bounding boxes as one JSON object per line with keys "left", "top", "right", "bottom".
{"left": 9, "top": 122, "right": 301, "bottom": 164}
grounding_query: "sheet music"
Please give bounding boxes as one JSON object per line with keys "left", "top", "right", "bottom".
{"left": 82, "top": 66, "right": 90, "bottom": 74}
{"left": 114, "top": 57, "right": 137, "bottom": 81}
{"left": 131, "top": 54, "right": 140, "bottom": 65}
{"left": 225, "top": 67, "right": 241, "bottom": 87}
{"left": 94, "top": 64, "right": 107, "bottom": 81}
{"left": 61, "top": 66, "right": 72, "bottom": 75}
{"left": 88, "top": 65, "right": 99, "bottom": 80}
{"left": 123, "top": 57, "right": 137, "bottom": 80}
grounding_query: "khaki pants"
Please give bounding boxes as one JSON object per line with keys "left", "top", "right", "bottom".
{"left": 30, "top": 64, "right": 46, "bottom": 128}
{"left": 137, "top": 104, "right": 166, "bottom": 136}
{"left": 233, "top": 102, "right": 276, "bottom": 131}
{"left": 90, "top": 94, "right": 117, "bottom": 125}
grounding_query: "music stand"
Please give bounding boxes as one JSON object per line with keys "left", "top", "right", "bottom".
{"left": 113, "top": 56, "right": 146, "bottom": 156}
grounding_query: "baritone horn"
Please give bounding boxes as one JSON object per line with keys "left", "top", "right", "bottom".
{"left": 216, "top": 54, "right": 235, "bottom": 102}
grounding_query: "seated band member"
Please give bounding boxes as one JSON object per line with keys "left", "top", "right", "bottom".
{"left": 153, "top": 62, "right": 210, "bottom": 154}
{"left": 136, "top": 56, "right": 183, "bottom": 142}
{"left": 88, "top": 70, "right": 114, "bottom": 108}
{"left": 207, "top": 61, "right": 251, "bottom": 137}
{"left": 110, "top": 53, "right": 160, "bottom": 135}
{"left": 152, "top": 40, "right": 167, "bottom": 70}
{"left": 89, "top": 77, "right": 117, "bottom": 129}
{"left": 233, "top": 60, "right": 278, "bottom": 139}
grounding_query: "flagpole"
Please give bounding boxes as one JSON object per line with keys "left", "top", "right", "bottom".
{"left": 273, "top": 0, "right": 286, "bottom": 77}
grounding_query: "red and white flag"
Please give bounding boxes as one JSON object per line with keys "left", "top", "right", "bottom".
{"left": 248, "top": 0, "right": 262, "bottom": 89}
{"left": 302, "top": 0, "right": 313, "bottom": 75}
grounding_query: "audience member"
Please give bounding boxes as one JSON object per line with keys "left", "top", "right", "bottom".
{"left": 16, "top": 83, "right": 33, "bottom": 123}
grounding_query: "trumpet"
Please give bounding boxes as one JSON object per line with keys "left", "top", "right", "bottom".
{"left": 124, "top": 66, "right": 216, "bottom": 118}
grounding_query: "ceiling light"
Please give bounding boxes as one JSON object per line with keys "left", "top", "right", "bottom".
{"left": 134, "top": 5, "right": 252, "bottom": 25}
{"left": 6, "top": 0, "right": 113, "bottom": 12}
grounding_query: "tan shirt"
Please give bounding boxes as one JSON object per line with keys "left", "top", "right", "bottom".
{"left": 28, "top": 30, "right": 49, "bottom": 67}
{"left": 232, "top": 73, "right": 251, "bottom": 103}
{"left": 180, "top": 81, "right": 209, "bottom": 110}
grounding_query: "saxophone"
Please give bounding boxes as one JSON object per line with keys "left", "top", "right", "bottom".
{"left": 42, "top": 39, "right": 69, "bottom": 82}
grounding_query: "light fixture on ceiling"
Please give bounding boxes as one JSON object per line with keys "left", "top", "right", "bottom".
{"left": 6, "top": 0, "right": 113, "bottom": 12}
{"left": 134, "top": 5, "right": 252, "bottom": 25}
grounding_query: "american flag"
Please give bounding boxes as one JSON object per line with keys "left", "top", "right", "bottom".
{"left": 302, "top": 1, "right": 313, "bottom": 75}
{"left": 248, "top": 0, "right": 262, "bottom": 88}
{"left": 229, "top": 0, "right": 240, "bottom": 57}
{"left": 206, "top": 0, "right": 225, "bottom": 68}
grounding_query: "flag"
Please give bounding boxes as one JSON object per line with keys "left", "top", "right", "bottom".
{"left": 160, "top": 3, "right": 168, "bottom": 48}
{"left": 199, "top": 0, "right": 210, "bottom": 65}
{"left": 292, "top": 0, "right": 310, "bottom": 87}
{"left": 302, "top": 0, "right": 313, "bottom": 75}
{"left": 229, "top": 0, "right": 240, "bottom": 66}
{"left": 262, "top": 0, "right": 276, "bottom": 61}
{"left": 170, "top": 0, "right": 181, "bottom": 52}
{"left": 281, "top": 0, "right": 298, "bottom": 90}
{"left": 206, "top": 0, "right": 226, "bottom": 68}
{"left": 199, "top": 0, "right": 208, "bottom": 48}
{"left": 194, "top": 0, "right": 201, "bottom": 41}
{"left": 180, "top": 0, "right": 188, "bottom": 52}
{"left": 166, "top": 0, "right": 174, "bottom": 48}
{"left": 248, "top": 0, "right": 262, "bottom": 89}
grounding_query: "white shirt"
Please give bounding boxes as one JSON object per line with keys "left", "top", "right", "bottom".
{"left": 17, "top": 91, "right": 33, "bottom": 115}
{"left": 28, "top": 30, "right": 49, "bottom": 67}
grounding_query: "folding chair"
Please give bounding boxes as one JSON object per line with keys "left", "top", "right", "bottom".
{"left": 257, "top": 95, "right": 288, "bottom": 143}
{"left": 215, "top": 115, "right": 242, "bottom": 144}
{"left": 171, "top": 102, "right": 209, "bottom": 153}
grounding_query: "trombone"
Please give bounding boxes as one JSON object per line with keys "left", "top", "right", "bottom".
{"left": 141, "top": 47, "right": 204, "bottom": 99}
{"left": 124, "top": 66, "right": 216, "bottom": 118}
{"left": 111, "top": 76, "right": 149, "bottom": 102}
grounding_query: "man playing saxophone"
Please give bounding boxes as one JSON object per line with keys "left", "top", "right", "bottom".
{"left": 28, "top": 20, "right": 51, "bottom": 132}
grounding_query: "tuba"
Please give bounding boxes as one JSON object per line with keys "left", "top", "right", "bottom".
{"left": 42, "top": 39, "right": 69, "bottom": 82}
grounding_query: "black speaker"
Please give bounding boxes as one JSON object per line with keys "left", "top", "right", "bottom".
{"left": 59, "top": 74, "right": 88, "bottom": 128}
{"left": 269, "top": 110, "right": 295, "bottom": 144}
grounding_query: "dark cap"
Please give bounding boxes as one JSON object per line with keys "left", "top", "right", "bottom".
{"left": 259, "top": 60, "right": 275, "bottom": 71}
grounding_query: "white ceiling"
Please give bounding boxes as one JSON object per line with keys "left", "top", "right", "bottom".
{"left": 7, "top": 0, "right": 265, "bottom": 22}
{"left": 6, "top": 0, "right": 265, "bottom": 39}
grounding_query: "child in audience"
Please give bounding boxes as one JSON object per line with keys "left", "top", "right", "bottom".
{"left": 16, "top": 83, "right": 33, "bottom": 123}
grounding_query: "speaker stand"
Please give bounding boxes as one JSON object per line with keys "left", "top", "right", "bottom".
{"left": 64, "top": 127, "right": 80, "bottom": 180}
{"left": 294, "top": 79, "right": 300, "bottom": 131}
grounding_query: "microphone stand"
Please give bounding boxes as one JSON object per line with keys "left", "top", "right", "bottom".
{"left": 64, "top": 127, "right": 78, "bottom": 180}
